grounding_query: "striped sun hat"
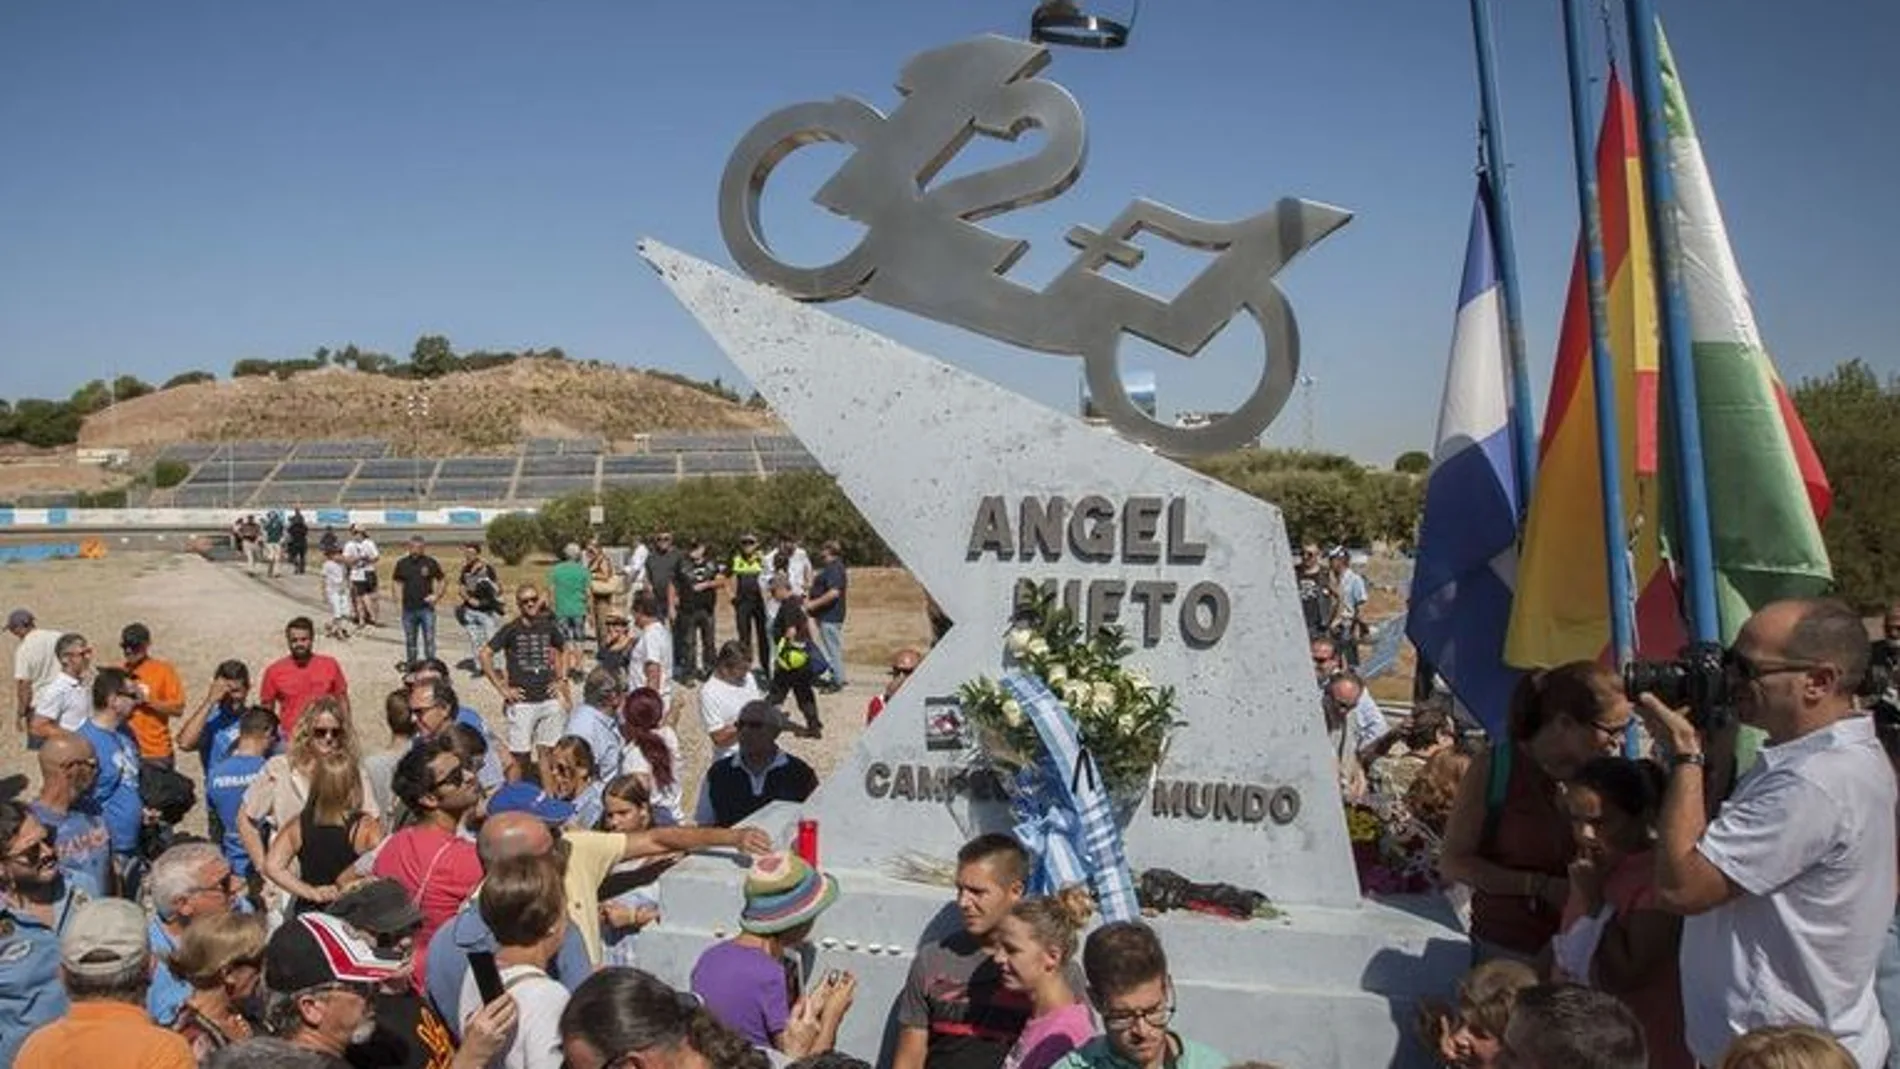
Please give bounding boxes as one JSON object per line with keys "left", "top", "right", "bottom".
{"left": 740, "top": 851, "right": 840, "bottom": 935}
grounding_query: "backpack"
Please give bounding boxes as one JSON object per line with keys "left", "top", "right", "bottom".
{"left": 1481, "top": 740, "right": 1513, "bottom": 849}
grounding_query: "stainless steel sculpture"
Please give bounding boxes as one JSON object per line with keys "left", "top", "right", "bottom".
{"left": 718, "top": 34, "right": 1351, "bottom": 456}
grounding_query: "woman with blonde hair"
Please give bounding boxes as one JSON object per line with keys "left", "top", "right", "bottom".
{"left": 168, "top": 911, "right": 267, "bottom": 1061}
{"left": 263, "top": 747, "right": 381, "bottom": 914}
{"left": 992, "top": 885, "right": 1099, "bottom": 1069}
{"left": 236, "top": 696, "right": 380, "bottom": 913}
{"left": 1718, "top": 1026, "right": 1857, "bottom": 1069}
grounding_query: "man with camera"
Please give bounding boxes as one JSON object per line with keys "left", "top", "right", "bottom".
{"left": 1634, "top": 597, "right": 1895, "bottom": 1069}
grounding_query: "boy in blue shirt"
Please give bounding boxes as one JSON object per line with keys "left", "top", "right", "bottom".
{"left": 74, "top": 667, "right": 148, "bottom": 899}
{"left": 206, "top": 705, "right": 277, "bottom": 896}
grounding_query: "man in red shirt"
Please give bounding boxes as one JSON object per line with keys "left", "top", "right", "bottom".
{"left": 258, "top": 616, "right": 350, "bottom": 737}
{"left": 373, "top": 735, "right": 484, "bottom": 986}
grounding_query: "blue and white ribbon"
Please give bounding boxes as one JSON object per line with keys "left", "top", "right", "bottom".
{"left": 999, "top": 671, "right": 1140, "bottom": 922}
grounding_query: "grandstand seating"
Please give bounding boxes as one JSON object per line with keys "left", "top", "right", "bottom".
{"left": 153, "top": 431, "right": 826, "bottom": 508}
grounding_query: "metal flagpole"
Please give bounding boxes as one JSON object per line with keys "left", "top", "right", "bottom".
{"left": 1560, "top": 0, "right": 1636, "bottom": 666}
{"left": 1466, "top": 0, "right": 1539, "bottom": 517}
{"left": 1622, "top": 0, "right": 1719, "bottom": 644}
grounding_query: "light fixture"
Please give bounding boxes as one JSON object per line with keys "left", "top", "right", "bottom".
{"left": 1029, "top": 0, "right": 1135, "bottom": 49}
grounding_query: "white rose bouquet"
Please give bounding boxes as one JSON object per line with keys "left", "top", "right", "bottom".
{"left": 958, "top": 585, "right": 1181, "bottom": 799}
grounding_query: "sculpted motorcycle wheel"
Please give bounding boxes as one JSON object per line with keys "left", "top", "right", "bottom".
{"left": 718, "top": 98, "right": 885, "bottom": 301}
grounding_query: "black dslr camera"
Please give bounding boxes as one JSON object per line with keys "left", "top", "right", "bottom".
{"left": 1623, "top": 641, "right": 1733, "bottom": 730}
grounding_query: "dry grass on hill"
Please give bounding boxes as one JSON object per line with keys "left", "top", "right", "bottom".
{"left": 76, "top": 358, "right": 781, "bottom": 454}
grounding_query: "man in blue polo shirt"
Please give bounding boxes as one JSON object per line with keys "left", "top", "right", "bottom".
{"left": 0, "top": 800, "right": 88, "bottom": 1066}
{"left": 74, "top": 667, "right": 148, "bottom": 899}
{"left": 405, "top": 665, "right": 505, "bottom": 790}
{"left": 176, "top": 659, "right": 252, "bottom": 775}
{"left": 28, "top": 734, "right": 110, "bottom": 897}
{"left": 423, "top": 809, "right": 595, "bottom": 1036}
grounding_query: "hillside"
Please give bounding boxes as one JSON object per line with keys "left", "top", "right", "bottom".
{"left": 74, "top": 358, "right": 779, "bottom": 454}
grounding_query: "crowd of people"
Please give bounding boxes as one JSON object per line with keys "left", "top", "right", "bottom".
{"left": 1314, "top": 590, "right": 1900, "bottom": 1069}
{"left": 5, "top": 526, "right": 1900, "bottom": 1069}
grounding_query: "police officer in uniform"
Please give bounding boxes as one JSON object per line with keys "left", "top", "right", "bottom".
{"left": 730, "top": 533, "right": 770, "bottom": 683}
{"left": 0, "top": 800, "right": 87, "bottom": 1065}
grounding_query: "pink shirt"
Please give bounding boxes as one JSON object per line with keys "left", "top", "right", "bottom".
{"left": 1003, "top": 1001, "right": 1096, "bottom": 1069}
{"left": 371, "top": 825, "right": 482, "bottom": 986}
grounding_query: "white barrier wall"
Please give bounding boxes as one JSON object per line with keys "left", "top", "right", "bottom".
{"left": 0, "top": 507, "right": 525, "bottom": 529}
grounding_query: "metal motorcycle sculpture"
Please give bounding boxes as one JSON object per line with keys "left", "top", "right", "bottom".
{"left": 718, "top": 35, "right": 1351, "bottom": 456}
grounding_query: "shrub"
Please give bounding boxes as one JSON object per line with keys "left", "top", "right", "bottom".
{"left": 485, "top": 512, "right": 541, "bottom": 565}
{"left": 153, "top": 459, "right": 191, "bottom": 489}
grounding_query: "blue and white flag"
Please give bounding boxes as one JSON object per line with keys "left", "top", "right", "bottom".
{"left": 1404, "top": 180, "right": 1524, "bottom": 736}
{"left": 998, "top": 671, "right": 1140, "bottom": 923}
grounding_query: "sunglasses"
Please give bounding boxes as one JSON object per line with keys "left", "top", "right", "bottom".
{"left": 889, "top": 665, "right": 915, "bottom": 677}
{"left": 311, "top": 727, "right": 345, "bottom": 741}
{"left": 431, "top": 764, "right": 472, "bottom": 792}
{"left": 5, "top": 834, "right": 54, "bottom": 865}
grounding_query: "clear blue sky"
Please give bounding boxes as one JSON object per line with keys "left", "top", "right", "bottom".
{"left": 1, "top": 0, "right": 1893, "bottom": 465}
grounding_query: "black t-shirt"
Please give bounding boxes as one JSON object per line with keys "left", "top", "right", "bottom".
{"left": 392, "top": 553, "right": 446, "bottom": 612}
{"left": 645, "top": 548, "right": 683, "bottom": 606}
{"left": 1296, "top": 564, "right": 1332, "bottom": 636}
{"left": 676, "top": 557, "right": 720, "bottom": 614}
{"left": 459, "top": 560, "right": 504, "bottom": 615}
{"left": 347, "top": 990, "right": 457, "bottom": 1069}
{"left": 487, "top": 615, "right": 567, "bottom": 702}
{"left": 897, "top": 929, "right": 1054, "bottom": 1069}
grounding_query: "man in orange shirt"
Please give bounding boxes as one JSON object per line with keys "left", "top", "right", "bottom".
{"left": 14, "top": 897, "right": 194, "bottom": 1069}
{"left": 121, "top": 623, "right": 185, "bottom": 770}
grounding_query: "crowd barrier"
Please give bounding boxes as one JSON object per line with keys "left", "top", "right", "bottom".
{"left": 0, "top": 506, "right": 523, "bottom": 529}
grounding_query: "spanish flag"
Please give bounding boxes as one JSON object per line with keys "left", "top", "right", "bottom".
{"left": 1507, "top": 46, "right": 1833, "bottom": 669}
{"left": 1505, "top": 72, "right": 1667, "bottom": 667}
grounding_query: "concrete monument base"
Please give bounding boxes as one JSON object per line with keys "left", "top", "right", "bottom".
{"left": 637, "top": 242, "right": 1469, "bottom": 1066}
{"left": 638, "top": 805, "right": 1467, "bottom": 1068}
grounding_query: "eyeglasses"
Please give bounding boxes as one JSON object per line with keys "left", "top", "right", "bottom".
{"left": 408, "top": 702, "right": 444, "bottom": 717}
{"left": 1726, "top": 649, "right": 1825, "bottom": 687}
{"left": 431, "top": 764, "right": 472, "bottom": 792}
{"left": 1585, "top": 718, "right": 1630, "bottom": 741}
{"left": 1100, "top": 998, "right": 1175, "bottom": 1033}
{"left": 192, "top": 870, "right": 241, "bottom": 896}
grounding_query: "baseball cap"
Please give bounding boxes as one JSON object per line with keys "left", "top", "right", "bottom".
{"left": 120, "top": 622, "right": 152, "bottom": 649}
{"left": 266, "top": 912, "right": 403, "bottom": 993}
{"left": 487, "top": 782, "right": 577, "bottom": 826}
{"left": 328, "top": 879, "right": 425, "bottom": 940}
{"left": 5, "top": 609, "right": 32, "bottom": 630}
{"left": 60, "top": 899, "right": 149, "bottom": 979}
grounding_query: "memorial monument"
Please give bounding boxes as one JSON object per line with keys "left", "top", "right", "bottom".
{"left": 628, "top": 35, "right": 1465, "bottom": 1068}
